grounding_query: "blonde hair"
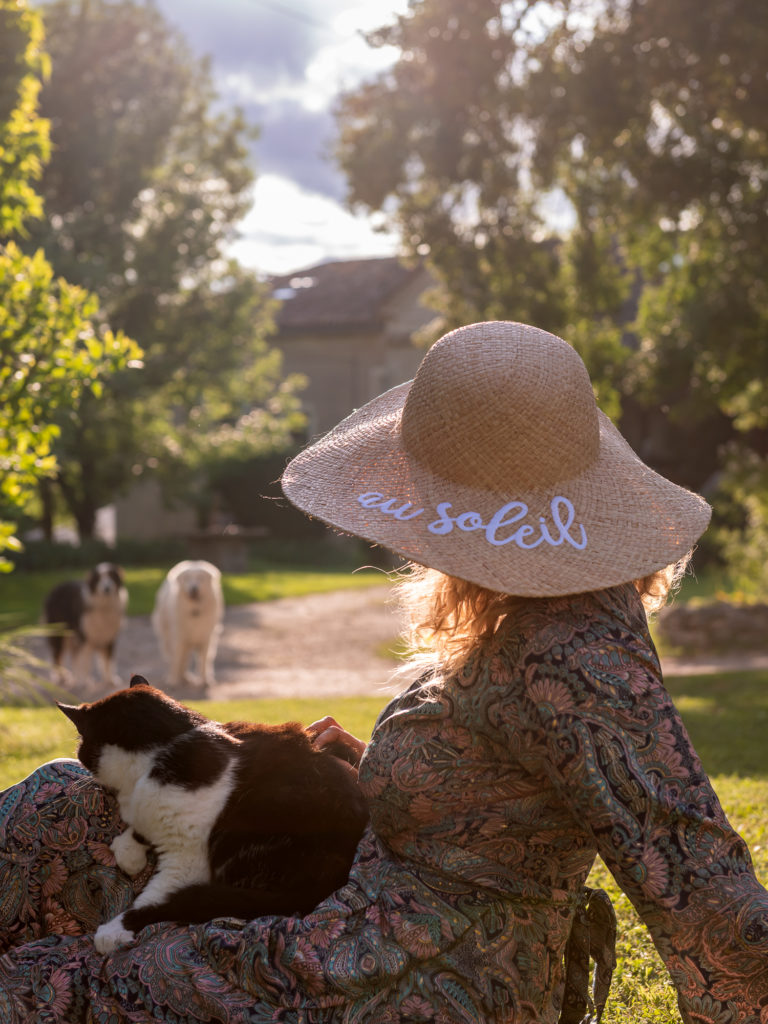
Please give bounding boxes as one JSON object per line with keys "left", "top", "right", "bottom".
{"left": 396, "top": 556, "right": 691, "bottom": 678}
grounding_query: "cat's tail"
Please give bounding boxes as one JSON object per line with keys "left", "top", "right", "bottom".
{"left": 122, "top": 882, "right": 321, "bottom": 934}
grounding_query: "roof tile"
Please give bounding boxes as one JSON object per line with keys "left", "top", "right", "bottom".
{"left": 271, "top": 257, "right": 420, "bottom": 332}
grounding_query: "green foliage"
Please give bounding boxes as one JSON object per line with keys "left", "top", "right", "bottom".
{"left": 0, "top": 0, "right": 49, "bottom": 233}
{"left": 206, "top": 448, "right": 328, "bottom": 540}
{"left": 9, "top": 536, "right": 188, "bottom": 572}
{"left": 22, "top": 0, "right": 303, "bottom": 537}
{"left": 31, "top": 0, "right": 253, "bottom": 305}
{"left": 712, "top": 451, "right": 768, "bottom": 598}
{"left": 0, "top": 619, "right": 63, "bottom": 705}
{"left": 0, "top": 242, "right": 138, "bottom": 508}
{"left": 0, "top": 0, "right": 139, "bottom": 566}
{"left": 336, "top": 0, "right": 623, "bottom": 407}
{"left": 337, "top": 0, "right": 768, "bottom": 556}
{"left": 133, "top": 267, "right": 307, "bottom": 526}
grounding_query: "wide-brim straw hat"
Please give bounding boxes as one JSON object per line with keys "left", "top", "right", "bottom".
{"left": 282, "top": 321, "right": 711, "bottom": 596}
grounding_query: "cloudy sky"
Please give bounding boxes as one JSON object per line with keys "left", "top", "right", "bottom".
{"left": 154, "top": 0, "right": 409, "bottom": 276}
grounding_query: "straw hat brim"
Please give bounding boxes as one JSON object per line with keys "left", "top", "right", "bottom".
{"left": 282, "top": 381, "right": 711, "bottom": 597}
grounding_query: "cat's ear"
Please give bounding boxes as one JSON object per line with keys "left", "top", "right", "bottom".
{"left": 57, "top": 702, "right": 87, "bottom": 730}
{"left": 129, "top": 674, "right": 150, "bottom": 688}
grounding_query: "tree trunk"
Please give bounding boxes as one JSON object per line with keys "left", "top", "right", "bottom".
{"left": 73, "top": 503, "right": 97, "bottom": 541}
{"left": 39, "top": 479, "right": 55, "bottom": 541}
{"left": 57, "top": 473, "right": 97, "bottom": 541}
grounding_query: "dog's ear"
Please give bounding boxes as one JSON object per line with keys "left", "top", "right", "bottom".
{"left": 129, "top": 674, "right": 150, "bottom": 688}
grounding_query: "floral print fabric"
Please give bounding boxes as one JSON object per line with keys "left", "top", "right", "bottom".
{"left": 0, "top": 582, "right": 766, "bottom": 1023}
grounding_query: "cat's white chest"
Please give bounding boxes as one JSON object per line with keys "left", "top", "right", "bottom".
{"left": 97, "top": 745, "right": 235, "bottom": 849}
{"left": 97, "top": 747, "right": 155, "bottom": 807}
{"left": 129, "top": 767, "right": 235, "bottom": 854}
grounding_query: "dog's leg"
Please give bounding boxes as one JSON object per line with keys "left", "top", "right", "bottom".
{"left": 168, "top": 639, "right": 188, "bottom": 688}
{"left": 155, "top": 625, "right": 169, "bottom": 665}
{"left": 49, "top": 634, "right": 74, "bottom": 686}
{"left": 152, "top": 602, "right": 169, "bottom": 664}
{"left": 198, "top": 637, "right": 216, "bottom": 687}
{"left": 72, "top": 640, "right": 97, "bottom": 691}
{"left": 98, "top": 642, "right": 121, "bottom": 689}
{"left": 48, "top": 633, "right": 64, "bottom": 680}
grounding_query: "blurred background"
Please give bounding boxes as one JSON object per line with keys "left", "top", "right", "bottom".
{"left": 1, "top": 0, "right": 766, "bottom": 601}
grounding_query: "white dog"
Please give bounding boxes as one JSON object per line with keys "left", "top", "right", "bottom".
{"left": 152, "top": 560, "right": 223, "bottom": 689}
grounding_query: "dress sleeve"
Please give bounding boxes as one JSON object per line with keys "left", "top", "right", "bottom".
{"left": 517, "top": 643, "right": 768, "bottom": 1024}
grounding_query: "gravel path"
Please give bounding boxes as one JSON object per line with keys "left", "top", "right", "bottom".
{"left": 31, "top": 585, "right": 768, "bottom": 705}
{"left": 106, "top": 585, "right": 413, "bottom": 702}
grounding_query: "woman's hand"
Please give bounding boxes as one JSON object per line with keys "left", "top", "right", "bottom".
{"left": 306, "top": 716, "right": 367, "bottom": 767}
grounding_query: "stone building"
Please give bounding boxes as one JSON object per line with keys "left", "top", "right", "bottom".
{"left": 270, "top": 256, "right": 437, "bottom": 437}
{"left": 114, "top": 256, "right": 437, "bottom": 542}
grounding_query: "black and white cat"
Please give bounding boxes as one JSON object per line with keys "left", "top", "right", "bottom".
{"left": 58, "top": 676, "right": 369, "bottom": 954}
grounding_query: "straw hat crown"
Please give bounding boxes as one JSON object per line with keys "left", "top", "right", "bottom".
{"left": 282, "top": 320, "right": 712, "bottom": 596}
{"left": 401, "top": 322, "right": 600, "bottom": 489}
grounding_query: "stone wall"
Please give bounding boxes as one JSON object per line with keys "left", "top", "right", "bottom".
{"left": 657, "top": 601, "right": 768, "bottom": 654}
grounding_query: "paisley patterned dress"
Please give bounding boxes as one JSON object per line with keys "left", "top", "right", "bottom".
{"left": 0, "top": 583, "right": 766, "bottom": 1023}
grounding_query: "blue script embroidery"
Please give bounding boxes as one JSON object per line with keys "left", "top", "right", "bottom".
{"left": 357, "top": 493, "right": 425, "bottom": 521}
{"left": 357, "top": 492, "right": 588, "bottom": 550}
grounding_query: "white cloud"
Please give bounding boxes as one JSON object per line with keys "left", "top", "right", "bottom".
{"left": 232, "top": 174, "right": 399, "bottom": 274}
{"left": 304, "top": 2, "right": 405, "bottom": 109}
{"left": 155, "top": 0, "right": 409, "bottom": 272}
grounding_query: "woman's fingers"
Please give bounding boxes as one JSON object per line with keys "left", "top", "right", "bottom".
{"left": 306, "top": 717, "right": 342, "bottom": 746}
{"left": 306, "top": 718, "right": 367, "bottom": 764}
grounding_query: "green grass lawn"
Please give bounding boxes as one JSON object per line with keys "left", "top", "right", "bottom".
{"left": 591, "top": 670, "right": 768, "bottom": 1022}
{"left": 0, "top": 695, "right": 385, "bottom": 789}
{"left": 0, "top": 563, "right": 389, "bottom": 627}
{"left": 0, "top": 672, "right": 765, "bottom": 1022}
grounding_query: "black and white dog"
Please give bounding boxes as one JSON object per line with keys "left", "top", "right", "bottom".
{"left": 44, "top": 563, "right": 128, "bottom": 692}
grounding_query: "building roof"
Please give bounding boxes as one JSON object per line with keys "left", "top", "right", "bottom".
{"left": 270, "top": 256, "right": 423, "bottom": 334}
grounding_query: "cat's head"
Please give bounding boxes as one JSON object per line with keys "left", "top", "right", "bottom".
{"left": 57, "top": 675, "right": 204, "bottom": 777}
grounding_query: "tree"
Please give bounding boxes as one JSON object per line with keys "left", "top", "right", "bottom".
{"left": 26, "top": 0, "right": 303, "bottom": 537}
{"left": 336, "top": 0, "right": 768, "bottom": 507}
{"left": 527, "top": 0, "right": 768, "bottom": 488}
{"left": 0, "top": 0, "right": 48, "bottom": 233}
{"left": 336, "top": 0, "right": 632, "bottom": 414}
{"left": 0, "top": 0, "right": 138, "bottom": 566}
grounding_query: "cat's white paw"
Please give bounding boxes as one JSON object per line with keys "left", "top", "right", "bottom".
{"left": 94, "top": 915, "right": 135, "bottom": 954}
{"left": 110, "top": 829, "right": 148, "bottom": 876}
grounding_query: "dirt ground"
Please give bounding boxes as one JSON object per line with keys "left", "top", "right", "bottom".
{"left": 34, "top": 584, "right": 768, "bottom": 705}
{"left": 90, "top": 585, "right": 413, "bottom": 702}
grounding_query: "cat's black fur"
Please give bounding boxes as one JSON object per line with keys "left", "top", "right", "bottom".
{"left": 58, "top": 675, "right": 369, "bottom": 945}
